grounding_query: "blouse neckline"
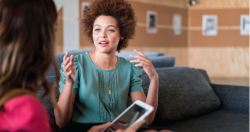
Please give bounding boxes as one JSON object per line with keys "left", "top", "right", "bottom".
{"left": 85, "top": 52, "right": 120, "bottom": 72}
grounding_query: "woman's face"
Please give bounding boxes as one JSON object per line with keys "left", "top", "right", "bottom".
{"left": 92, "top": 15, "right": 123, "bottom": 54}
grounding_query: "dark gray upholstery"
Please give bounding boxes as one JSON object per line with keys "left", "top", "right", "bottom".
{"left": 149, "top": 109, "right": 249, "bottom": 132}
{"left": 155, "top": 66, "right": 190, "bottom": 71}
{"left": 141, "top": 68, "right": 221, "bottom": 122}
{"left": 38, "top": 76, "right": 61, "bottom": 131}
{"left": 38, "top": 77, "right": 60, "bottom": 121}
{"left": 211, "top": 84, "right": 249, "bottom": 113}
{"left": 197, "top": 69, "right": 211, "bottom": 83}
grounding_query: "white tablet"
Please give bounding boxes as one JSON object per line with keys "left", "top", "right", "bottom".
{"left": 102, "top": 100, "right": 154, "bottom": 132}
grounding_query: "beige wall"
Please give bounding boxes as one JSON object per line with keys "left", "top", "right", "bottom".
{"left": 56, "top": 0, "right": 249, "bottom": 78}
{"left": 187, "top": 0, "right": 249, "bottom": 78}
{"left": 79, "top": 0, "right": 189, "bottom": 66}
{"left": 55, "top": 7, "right": 63, "bottom": 53}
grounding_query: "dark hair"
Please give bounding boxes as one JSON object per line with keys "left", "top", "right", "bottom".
{"left": 81, "top": 0, "right": 136, "bottom": 52}
{"left": 0, "top": 0, "right": 60, "bottom": 111}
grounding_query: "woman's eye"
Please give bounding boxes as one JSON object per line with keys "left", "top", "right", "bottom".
{"left": 95, "top": 29, "right": 100, "bottom": 31}
{"left": 108, "top": 29, "right": 114, "bottom": 32}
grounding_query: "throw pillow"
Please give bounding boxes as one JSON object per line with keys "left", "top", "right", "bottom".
{"left": 141, "top": 68, "right": 221, "bottom": 122}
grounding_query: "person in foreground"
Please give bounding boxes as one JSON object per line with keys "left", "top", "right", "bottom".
{"left": 54, "top": 0, "right": 172, "bottom": 132}
{"left": 0, "top": 0, "right": 143, "bottom": 131}
{"left": 0, "top": 0, "right": 60, "bottom": 131}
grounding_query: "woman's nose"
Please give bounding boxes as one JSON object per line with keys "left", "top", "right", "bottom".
{"left": 100, "top": 31, "right": 106, "bottom": 38}
{"left": 100, "top": 34, "right": 106, "bottom": 38}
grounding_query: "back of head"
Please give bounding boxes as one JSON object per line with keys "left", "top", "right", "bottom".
{"left": 0, "top": 0, "right": 60, "bottom": 107}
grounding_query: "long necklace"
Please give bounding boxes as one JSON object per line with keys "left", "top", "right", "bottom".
{"left": 95, "top": 57, "right": 116, "bottom": 95}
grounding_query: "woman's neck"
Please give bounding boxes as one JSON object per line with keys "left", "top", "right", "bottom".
{"left": 90, "top": 50, "right": 117, "bottom": 70}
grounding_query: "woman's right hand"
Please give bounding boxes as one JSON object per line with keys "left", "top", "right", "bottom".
{"left": 63, "top": 52, "right": 76, "bottom": 85}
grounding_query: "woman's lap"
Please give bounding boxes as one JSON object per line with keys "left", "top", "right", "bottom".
{"left": 63, "top": 122, "right": 162, "bottom": 132}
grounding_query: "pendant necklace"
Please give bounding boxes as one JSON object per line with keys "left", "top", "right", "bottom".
{"left": 95, "top": 57, "right": 116, "bottom": 95}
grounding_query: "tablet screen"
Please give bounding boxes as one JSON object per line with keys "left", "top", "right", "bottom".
{"left": 103, "top": 104, "right": 146, "bottom": 132}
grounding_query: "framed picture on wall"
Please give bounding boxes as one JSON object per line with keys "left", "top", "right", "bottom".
{"left": 81, "top": 2, "right": 89, "bottom": 18}
{"left": 240, "top": 15, "right": 249, "bottom": 35}
{"left": 147, "top": 11, "right": 157, "bottom": 34}
{"left": 202, "top": 15, "right": 217, "bottom": 36}
{"left": 173, "top": 14, "right": 182, "bottom": 35}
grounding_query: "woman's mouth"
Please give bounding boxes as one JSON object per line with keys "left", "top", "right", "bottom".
{"left": 99, "top": 41, "right": 108, "bottom": 47}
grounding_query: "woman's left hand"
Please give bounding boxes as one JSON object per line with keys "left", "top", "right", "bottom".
{"left": 130, "top": 49, "right": 158, "bottom": 81}
{"left": 87, "top": 122, "right": 111, "bottom": 132}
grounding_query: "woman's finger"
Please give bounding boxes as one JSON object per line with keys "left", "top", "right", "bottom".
{"left": 70, "top": 55, "right": 75, "bottom": 66}
{"left": 96, "top": 122, "right": 111, "bottom": 131}
{"left": 136, "top": 61, "right": 150, "bottom": 67}
{"left": 134, "top": 49, "right": 146, "bottom": 57}
{"left": 129, "top": 55, "right": 149, "bottom": 63}
{"left": 64, "top": 62, "right": 73, "bottom": 71}
{"left": 128, "top": 120, "right": 145, "bottom": 131}
{"left": 63, "top": 57, "right": 70, "bottom": 66}
{"left": 130, "top": 59, "right": 140, "bottom": 63}
{"left": 130, "top": 57, "right": 151, "bottom": 65}
{"left": 63, "top": 52, "right": 68, "bottom": 61}
{"left": 135, "top": 63, "right": 143, "bottom": 67}
{"left": 130, "top": 59, "right": 150, "bottom": 67}
{"left": 65, "top": 70, "right": 72, "bottom": 76}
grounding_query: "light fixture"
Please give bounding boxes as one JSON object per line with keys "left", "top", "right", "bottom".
{"left": 189, "top": 0, "right": 197, "bottom": 6}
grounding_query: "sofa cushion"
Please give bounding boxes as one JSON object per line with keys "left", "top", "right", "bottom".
{"left": 149, "top": 109, "right": 249, "bottom": 132}
{"left": 141, "top": 68, "right": 221, "bottom": 122}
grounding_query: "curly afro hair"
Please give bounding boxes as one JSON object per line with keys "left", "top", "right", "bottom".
{"left": 81, "top": 0, "right": 136, "bottom": 52}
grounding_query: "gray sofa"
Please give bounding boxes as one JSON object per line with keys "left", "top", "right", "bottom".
{"left": 41, "top": 50, "right": 249, "bottom": 132}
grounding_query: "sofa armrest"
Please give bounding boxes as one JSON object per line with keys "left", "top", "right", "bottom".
{"left": 211, "top": 83, "right": 249, "bottom": 113}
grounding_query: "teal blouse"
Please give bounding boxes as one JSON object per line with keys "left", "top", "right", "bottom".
{"left": 59, "top": 52, "right": 143, "bottom": 123}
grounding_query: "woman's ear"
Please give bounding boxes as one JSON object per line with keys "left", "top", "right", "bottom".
{"left": 120, "top": 37, "right": 124, "bottom": 40}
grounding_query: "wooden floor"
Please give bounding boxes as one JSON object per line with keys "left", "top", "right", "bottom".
{"left": 210, "top": 78, "right": 249, "bottom": 86}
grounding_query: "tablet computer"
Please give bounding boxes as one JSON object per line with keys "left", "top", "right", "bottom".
{"left": 102, "top": 100, "right": 154, "bottom": 132}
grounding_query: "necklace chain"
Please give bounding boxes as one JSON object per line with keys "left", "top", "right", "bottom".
{"left": 95, "top": 57, "right": 116, "bottom": 95}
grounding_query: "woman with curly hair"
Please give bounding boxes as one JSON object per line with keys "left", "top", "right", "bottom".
{"left": 55, "top": 0, "right": 170, "bottom": 132}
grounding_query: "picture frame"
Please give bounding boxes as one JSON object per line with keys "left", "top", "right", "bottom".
{"left": 81, "top": 2, "right": 90, "bottom": 18}
{"left": 202, "top": 15, "right": 218, "bottom": 36}
{"left": 147, "top": 11, "right": 157, "bottom": 34}
{"left": 173, "top": 14, "right": 182, "bottom": 35}
{"left": 240, "top": 14, "right": 249, "bottom": 35}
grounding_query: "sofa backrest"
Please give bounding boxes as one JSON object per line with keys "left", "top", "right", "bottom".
{"left": 116, "top": 51, "right": 164, "bottom": 58}
{"left": 47, "top": 50, "right": 91, "bottom": 77}
{"left": 47, "top": 50, "right": 175, "bottom": 77}
{"left": 125, "top": 56, "right": 175, "bottom": 69}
